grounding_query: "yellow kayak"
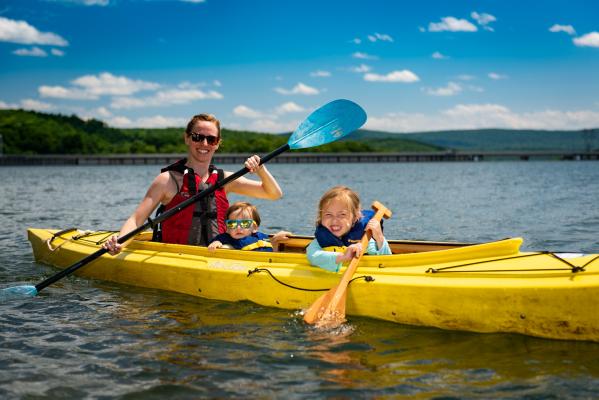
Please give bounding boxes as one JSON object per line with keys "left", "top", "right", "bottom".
{"left": 28, "top": 228, "right": 599, "bottom": 342}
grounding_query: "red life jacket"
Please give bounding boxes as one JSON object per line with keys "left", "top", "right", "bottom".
{"left": 154, "top": 158, "right": 229, "bottom": 246}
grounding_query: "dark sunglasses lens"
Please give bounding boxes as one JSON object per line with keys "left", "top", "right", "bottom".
{"left": 191, "top": 133, "right": 218, "bottom": 145}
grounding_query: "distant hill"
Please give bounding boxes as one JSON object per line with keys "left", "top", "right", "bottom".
{"left": 349, "top": 128, "right": 599, "bottom": 152}
{"left": 2, "top": 109, "right": 596, "bottom": 155}
{"left": 0, "top": 109, "right": 439, "bottom": 155}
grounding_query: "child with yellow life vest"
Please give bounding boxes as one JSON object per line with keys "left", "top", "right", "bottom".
{"left": 306, "top": 186, "right": 392, "bottom": 272}
{"left": 208, "top": 202, "right": 290, "bottom": 252}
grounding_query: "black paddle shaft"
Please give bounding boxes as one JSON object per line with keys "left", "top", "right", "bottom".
{"left": 35, "top": 144, "right": 290, "bottom": 292}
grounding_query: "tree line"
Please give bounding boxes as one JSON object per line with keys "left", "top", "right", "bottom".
{"left": 0, "top": 109, "right": 441, "bottom": 155}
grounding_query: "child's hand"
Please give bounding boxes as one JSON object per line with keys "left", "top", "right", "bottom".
{"left": 271, "top": 230, "right": 292, "bottom": 251}
{"left": 336, "top": 243, "right": 363, "bottom": 263}
{"left": 208, "top": 241, "right": 223, "bottom": 251}
{"left": 366, "top": 219, "right": 385, "bottom": 244}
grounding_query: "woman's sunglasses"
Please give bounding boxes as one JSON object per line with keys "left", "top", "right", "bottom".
{"left": 189, "top": 133, "right": 220, "bottom": 145}
{"left": 225, "top": 219, "right": 254, "bottom": 230}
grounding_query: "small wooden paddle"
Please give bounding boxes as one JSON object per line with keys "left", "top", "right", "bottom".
{"left": 303, "top": 201, "right": 392, "bottom": 328}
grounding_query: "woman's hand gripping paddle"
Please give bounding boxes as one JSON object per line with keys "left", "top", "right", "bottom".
{"left": 303, "top": 201, "right": 392, "bottom": 329}
{"left": 1, "top": 99, "right": 367, "bottom": 300}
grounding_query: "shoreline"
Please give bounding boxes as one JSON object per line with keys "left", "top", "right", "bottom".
{"left": 1, "top": 151, "right": 599, "bottom": 166}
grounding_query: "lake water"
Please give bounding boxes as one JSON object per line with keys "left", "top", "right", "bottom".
{"left": 1, "top": 161, "right": 599, "bottom": 399}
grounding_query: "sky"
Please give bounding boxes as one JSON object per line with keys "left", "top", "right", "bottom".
{"left": 1, "top": 0, "right": 598, "bottom": 133}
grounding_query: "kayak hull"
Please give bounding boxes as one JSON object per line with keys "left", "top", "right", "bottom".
{"left": 27, "top": 228, "right": 599, "bottom": 341}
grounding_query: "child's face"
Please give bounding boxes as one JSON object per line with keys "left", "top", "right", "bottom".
{"left": 320, "top": 197, "right": 356, "bottom": 238}
{"left": 225, "top": 209, "right": 257, "bottom": 239}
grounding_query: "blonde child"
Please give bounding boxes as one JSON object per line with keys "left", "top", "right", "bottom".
{"left": 208, "top": 202, "right": 290, "bottom": 252}
{"left": 306, "top": 186, "right": 391, "bottom": 272}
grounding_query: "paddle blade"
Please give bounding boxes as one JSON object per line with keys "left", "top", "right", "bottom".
{"left": 303, "top": 286, "right": 348, "bottom": 328}
{"left": 303, "top": 287, "right": 336, "bottom": 324}
{"left": 287, "top": 99, "right": 366, "bottom": 150}
{"left": 0, "top": 285, "right": 38, "bottom": 301}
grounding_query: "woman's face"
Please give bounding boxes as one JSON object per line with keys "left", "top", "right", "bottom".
{"left": 185, "top": 120, "right": 220, "bottom": 163}
{"left": 320, "top": 197, "right": 356, "bottom": 238}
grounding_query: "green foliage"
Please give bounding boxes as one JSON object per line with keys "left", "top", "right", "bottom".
{"left": 0, "top": 109, "right": 440, "bottom": 155}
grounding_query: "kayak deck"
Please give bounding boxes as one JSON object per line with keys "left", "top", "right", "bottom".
{"left": 28, "top": 228, "right": 599, "bottom": 342}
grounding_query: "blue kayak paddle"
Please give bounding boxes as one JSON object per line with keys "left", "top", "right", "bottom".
{"left": 1, "top": 99, "right": 367, "bottom": 299}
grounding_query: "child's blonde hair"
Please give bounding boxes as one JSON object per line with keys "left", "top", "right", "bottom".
{"left": 316, "top": 186, "right": 362, "bottom": 226}
{"left": 226, "top": 201, "right": 261, "bottom": 226}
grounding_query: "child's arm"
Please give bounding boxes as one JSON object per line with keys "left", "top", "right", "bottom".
{"left": 366, "top": 238, "right": 392, "bottom": 255}
{"left": 306, "top": 240, "right": 363, "bottom": 272}
{"left": 306, "top": 240, "right": 342, "bottom": 272}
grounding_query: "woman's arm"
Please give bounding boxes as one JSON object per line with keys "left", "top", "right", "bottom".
{"left": 103, "top": 172, "right": 172, "bottom": 255}
{"left": 224, "top": 155, "right": 283, "bottom": 200}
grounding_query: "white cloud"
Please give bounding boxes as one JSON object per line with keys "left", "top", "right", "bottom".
{"left": 432, "top": 51, "right": 448, "bottom": 59}
{"left": 0, "top": 98, "right": 54, "bottom": 111}
{"left": 366, "top": 103, "right": 599, "bottom": 132}
{"left": 110, "top": 89, "right": 223, "bottom": 109}
{"left": 457, "top": 74, "right": 476, "bottom": 81}
{"left": 51, "top": 48, "right": 65, "bottom": 56}
{"left": 13, "top": 46, "right": 47, "bottom": 57}
{"left": 275, "top": 101, "right": 305, "bottom": 114}
{"left": 39, "top": 85, "right": 98, "bottom": 100}
{"left": 180, "top": 0, "right": 206, "bottom": 3}
{"left": 364, "top": 70, "right": 420, "bottom": 83}
{"left": 573, "top": 32, "right": 599, "bottom": 48}
{"left": 310, "top": 70, "right": 331, "bottom": 78}
{"left": 95, "top": 106, "right": 112, "bottom": 118}
{"left": 64, "top": 0, "right": 110, "bottom": 5}
{"left": 72, "top": 72, "right": 160, "bottom": 96}
{"left": 549, "top": 24, "right": 576, "bottom": 35}
{"left": 471, "top": 12, "right": 496, "bottom": 31}
{"left": 349, "top": 64, "right": 371, "bottom": 73}
{"left": 233, "top": 105, "right": 263, "bottom": 119}
{"left": 39, "top": 72, "right": 162, "bottom": 101}
{"left": 0, "top": 100, "right": 19, "bottom": 109}
{"left": 0, "top": 16, "right": 68, "bottom": 46}
{"left": 20, "top": 99, "right": 54, "bottom": 111}
{"left": 352, "top": 51, "right": 378, "bottom": 60}
{"left": 351, "top": 38, "right": 362, "bottom": 44}
{"left": 423, "top": 82, "right": 462, "bottom": 96}
{"left": 108, "top": 115, "right": 186, "bottom": 128}
{"left": 467, "top": 85, "right": 484, "bottom": 93}
{"left": 367, "top": 32, "right": 394, "bottom": 42}
{"left": 108, "top": 116, "right": 132, "bottom": 127}
{"left": 428, "top": 17, "right": 477, "bottom": 32}
{"left": 274, "top": 82, "right": 319, "bottom": 95}
{"left": 238, "top": 118, "right": 298, "bottom": 134}
{"left": 488, "top": 72, "right": 508, "bottom": 80}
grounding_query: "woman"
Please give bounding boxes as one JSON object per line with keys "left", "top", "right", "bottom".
{"left": 103, "top": 113, "right": 282, "bottom": 255}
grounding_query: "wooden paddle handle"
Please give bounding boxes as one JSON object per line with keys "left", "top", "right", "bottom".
{"left": 337, "top": 202, "right": 392, "bottom": 289}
